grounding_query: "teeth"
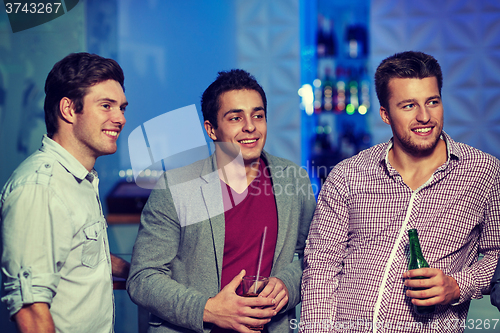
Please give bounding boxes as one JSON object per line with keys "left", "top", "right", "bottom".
{"left": 413, "top": 128, "right": 431, "bottom": 133}
{"left": 240, "top": 139, "right": 257, "bottom": 144}
{"left": 103, "top": 130, "right": 118, "bottom": 137}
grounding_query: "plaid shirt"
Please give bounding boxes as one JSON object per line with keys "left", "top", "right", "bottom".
{"left": 300, "top": 132, "right": 500, "bottom": 333}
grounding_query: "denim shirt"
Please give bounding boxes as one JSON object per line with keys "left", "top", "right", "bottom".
{"left": 1, "top": 135, "right": 113, "bottom": 333}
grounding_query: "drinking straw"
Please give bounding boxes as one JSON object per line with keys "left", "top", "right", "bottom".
{"left": 254, "top": 226, "right": 268, "bottom": 294}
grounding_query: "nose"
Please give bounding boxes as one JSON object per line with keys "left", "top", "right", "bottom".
{"left": 112, "top": 109, "right": 126, "bottom": 127}
{"left": 416, "top": 106, "right": 430, "bottom": 123}
{"left": 242, "top": 116, "right": 255, "bottom": 132}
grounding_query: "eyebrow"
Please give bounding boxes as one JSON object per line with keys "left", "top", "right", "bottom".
{"left": 97, "top": 97, "right": 128, "bottom": 107}
{"left": 396, "top": 95, "right": 440, "bottom": 107}
{"left": 222, "top": 106, "right": 264, "bottom": 118}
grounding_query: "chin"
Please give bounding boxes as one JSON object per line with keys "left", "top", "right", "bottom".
{"left": 243, "top": 154, "right": 262, "bottom": 165}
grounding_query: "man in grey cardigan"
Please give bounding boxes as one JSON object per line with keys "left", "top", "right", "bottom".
{"left": 127, "top": 69, "right": 316, "bottom": 333}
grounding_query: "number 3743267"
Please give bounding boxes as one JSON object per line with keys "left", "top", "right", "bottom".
{"left": 5, "top": 3, "right": 62, "bottom": 14}
{"left": 443, "top": 318, "right": 499, "bottom": 330}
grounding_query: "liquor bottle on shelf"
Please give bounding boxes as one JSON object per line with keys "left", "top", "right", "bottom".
{"left": 358, "top": 66, "right": 370, "bottom": 115}
{"left": 407, "top": 228, "right": 436, "bottom": 315}
{"left": 345, "top": 23, "right": 368, "bottom": 59}
{"left": 334, "top": 66, "right": 347, "bottom": 113}
{"left": 322, "top": 68, "right": 334, "bottom": 112}
{"left": 316, "top": 15, "right": 337, "bottom": 82}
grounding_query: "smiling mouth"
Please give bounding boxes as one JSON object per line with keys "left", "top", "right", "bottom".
{"left": 413, "top": 127, "right": 432, "bottom": 133}
{"left": 239, "top": 139, "right": 257, "bottom": 144}
{"left": 103, "top": 130, "right": 119, "bottom": 137}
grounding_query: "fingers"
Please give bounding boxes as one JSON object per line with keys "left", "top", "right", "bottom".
{"left": 273, "top": 289, "right": 289, "bottom": 312}
{"left": 403, "top": 267, "right": 437, "bottom": 279}
{"left": 235, "top": 317, "right": 272, "bottom": 333}
{"left": 225, "top": 270, "right": 246, "bottom": 292}
{"left": 259, "top": 278, "right": 276, "bottom": 298}
{"left": 241, "top": 295, "right": 276, "bottom": 308}
{"left": 256, "top": 277, "right": 289, "bottom": 312}
{"left": 403, "top": 269, "right": 460, "bottom": 306}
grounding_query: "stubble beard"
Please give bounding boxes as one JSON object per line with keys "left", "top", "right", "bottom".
{"left": 394, "top": 125, "right": 442, "bottom": 157}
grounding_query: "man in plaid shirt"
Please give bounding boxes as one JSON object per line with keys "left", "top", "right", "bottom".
{"left": 300, "top": 51, "right": 500, "bottom": 332}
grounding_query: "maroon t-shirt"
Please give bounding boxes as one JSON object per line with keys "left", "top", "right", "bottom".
{"left": 212, "top": 158, "right": 278, "bottom": 333}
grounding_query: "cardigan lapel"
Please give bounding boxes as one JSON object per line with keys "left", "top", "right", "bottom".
{"left": 200, "top": 154, "right": 225, "bottom": 286}
{"left": 262, "top": 151, "right": 291, "bottom": 267}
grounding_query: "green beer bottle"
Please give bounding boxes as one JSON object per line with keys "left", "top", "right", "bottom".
{"left": 408, "top": 228, "right": 435, "bottom": 315}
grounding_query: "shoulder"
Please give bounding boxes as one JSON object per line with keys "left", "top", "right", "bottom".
{"left": 164, "top": 158, "right": 207, "bottom": 185}
{"left": 263, "top": 151, "right": 302, "bottom": 170}
{"left": 450, "top": 139, "right": 500, "bottom": 175}
{"left": 263, "top": 151, "right": 309, "bottom": 179}
{"left": 334, "top": 142, "right": 387, "bottom": 173}
{"left": 1, "top": 150, "right": 58, "bottom": 197}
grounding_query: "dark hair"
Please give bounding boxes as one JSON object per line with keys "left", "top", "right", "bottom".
{"left": 44, "top": 52, "right": 125, "bottom": 137}
{"left": 374, "top": 51, "right": 443, "bottom": 110}
{"left": 201, "top": 69, "right": 267, "bottom": 129}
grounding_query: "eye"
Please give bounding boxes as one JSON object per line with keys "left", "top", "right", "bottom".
{"left": 229, "top": 116, "right": 241, "bottom": 121}
{"left": 254, "top": 113, "right": 265, "bottom": 119}
{"left": 428, "top": 99, "right": 440, "bottom": 106}
{"left": 120, "top": 106, "right": 126, "bottom": 113}
{"left": 102, "top": 104, "right": 111, "bottom": 110}
{"left": 403, "top": 103, "right": 414, "bottom": 110}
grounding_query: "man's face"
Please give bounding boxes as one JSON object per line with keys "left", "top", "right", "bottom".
{"left": 380, "top": 77, "right": 443, "bottom": 157}
{"left": 73, "top": 79, "right": 127, "bottom": 159}
{"left": 205, "top": 89, "right": 267, "bottom": 166}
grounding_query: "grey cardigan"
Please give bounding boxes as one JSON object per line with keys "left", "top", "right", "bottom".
{"left": 127, "top": 151, "right": 316, "bottom": 333}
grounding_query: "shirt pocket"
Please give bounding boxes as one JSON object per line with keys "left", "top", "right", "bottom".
{"left": 82, "top": 221, "right": 104, "bottom": 268}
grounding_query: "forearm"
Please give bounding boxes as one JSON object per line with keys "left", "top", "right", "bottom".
{"left": 14, "top": 303, "right": 55, "bottom": 333}
{"left": 128, "top": 269, "right": 209, "bottom": 331}
{"left": 111, "top": 254, "right": 130, "bottom": 279}
{"left": 450, "top": 251, "right": 500, "bottom": 304}
{"left": 300, "top": 257, "right": 341, "bottom": 332}
{"left": 300, "top": 172, "right": 348, "bottom": 331}
{"left": 273, "top": 259, "right": 302, "bottom": 312}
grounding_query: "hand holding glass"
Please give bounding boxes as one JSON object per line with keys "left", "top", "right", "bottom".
{"left": 241, "top": 276, "right": 269, "bottom": 331}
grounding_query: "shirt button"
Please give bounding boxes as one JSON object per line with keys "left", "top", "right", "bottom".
{"left": 45, "top": 164, "right": 50, "bottom": 168}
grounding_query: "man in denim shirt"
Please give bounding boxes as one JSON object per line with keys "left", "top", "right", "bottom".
{"left": 1, "top": 53, "right": 130, "bottom": 332}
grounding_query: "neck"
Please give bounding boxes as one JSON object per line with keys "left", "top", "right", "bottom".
{"left": 388, "top": 138, "right": 447, "bottom": 191}
{"left": 389, "top": 138, "right": 447, "bottom": 173}
{"left": 215, "top": 150, "right": 261, "bottom": 190}
{"left": 51, "top": 132, "right": 96, "bottom": 171}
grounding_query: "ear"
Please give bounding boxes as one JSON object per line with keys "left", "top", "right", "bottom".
{"left": 59, "top": 97, "right": 76, "bottom": 124}
{"left": 380, "top": 106, "right": 391, "bottom": 126}
{"left": 204, "top": 120, "right": 218, "bottom": 141}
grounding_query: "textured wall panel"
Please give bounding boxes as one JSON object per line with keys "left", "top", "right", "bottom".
{"left": 236, "top": 0, "right": 301, "bottom": 164}
{"left": 370, "top": 0, "right": 500, "bottom": 159}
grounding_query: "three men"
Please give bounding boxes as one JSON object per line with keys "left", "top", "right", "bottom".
{"left": 1, "top": 52, "right": 130, "bottom": 332}
{"left": 127, "top": 69, "right": 316, "bottom": 333}
{"left": 301, "top": 51, "right": 500, "bottom": 332}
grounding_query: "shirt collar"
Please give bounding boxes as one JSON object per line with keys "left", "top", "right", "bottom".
{"left": 40, "top": 135, "right": 95, "bottom": 181}
{"left": 380, "top": 130, "right": 461, "bottom": 174}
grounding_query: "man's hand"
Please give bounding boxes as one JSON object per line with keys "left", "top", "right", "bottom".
{"left": 14, "top": 302, "right": 55, "bottom": 333}
{"left": 203, "top": 270, "right": 276, "bottom": 333}
{"left": 111, "top": 254, "right": 130, "bottom": 279}
{"left": 403, "top": 268, "right": 460, "bottom": 306}
{"left": 259, "top": 277, "right": 289, "bottom": 313}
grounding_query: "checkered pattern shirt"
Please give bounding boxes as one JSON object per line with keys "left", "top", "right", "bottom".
{"left": 300, "top": 132, "right": 500, "bottom": 333}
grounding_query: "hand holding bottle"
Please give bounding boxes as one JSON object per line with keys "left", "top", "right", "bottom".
{"left": 403, "top": 267, "right": 461, "bottom": 308}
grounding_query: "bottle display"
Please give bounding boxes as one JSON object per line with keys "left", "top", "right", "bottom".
{"left": 407, "top": 228, "right": 436, "bottom": 315}
{"left": 300, "top": 1, "right": 371, "bottom": 193}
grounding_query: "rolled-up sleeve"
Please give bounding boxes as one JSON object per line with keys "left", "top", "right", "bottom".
{"left": 1, "top": 184, "right": 70, "bottom": 317}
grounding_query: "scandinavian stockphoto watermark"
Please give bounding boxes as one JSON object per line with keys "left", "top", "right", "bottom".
{"left": 290, "top": 318, "right": 500, "bottom": 331}
{"left": 127, "top": 105, "right": 321, "bottom": 227}
{"left": 3, "top": 0, "right": 79, "bottom": 33}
